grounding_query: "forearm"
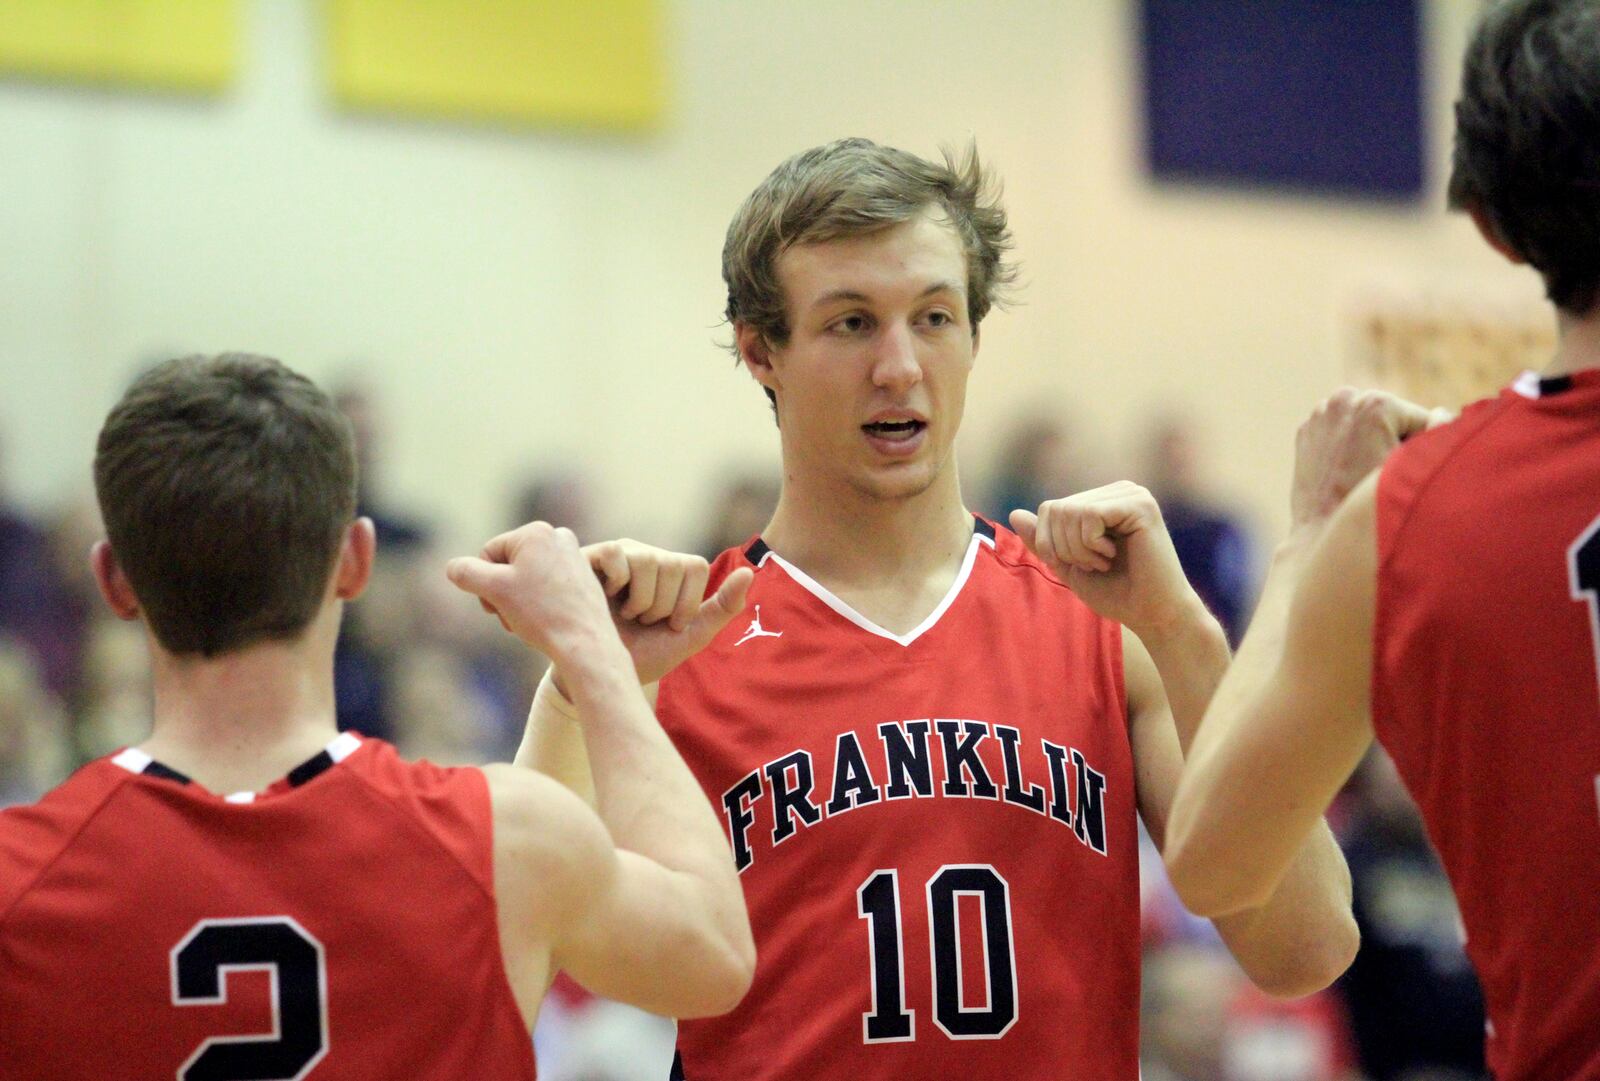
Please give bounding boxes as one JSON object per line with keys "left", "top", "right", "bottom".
{"left": 513, "top": 671, "right": 595, "bottom": 805}
{"left": 560, "top": 643, "right": 746, "bottom": 928}
{"left": 1175, "top": 533, "right": 1360, "bottom": 993}
{"left": 1135, "top": 597, "right": 1231, "bottom": 752}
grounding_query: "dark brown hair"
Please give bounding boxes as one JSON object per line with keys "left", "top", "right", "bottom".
{"left": 723, "top": 138, "right": 1017, "bottom": 404}
{"left": 1449, "top": 0, "right": 1600, "bottom": 314}
{"left": 93, "top": 353, "right": 358, "bottom": 657}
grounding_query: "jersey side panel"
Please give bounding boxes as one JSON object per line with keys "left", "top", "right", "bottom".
{"left": 660, "top": 530, "right": 1139, "bottom": 1080}
{"left": 0, "top": 742, "right": 536, "bottom": 1080}
{"left": 1374, "top": 384, "right": 1600, "bottom": 1081}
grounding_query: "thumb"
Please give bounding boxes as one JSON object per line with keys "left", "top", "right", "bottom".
{"left": 446, "top": 556, "right": 503, "bottom": 600}
{"left": 685, "top": 567, "right": 754, "bottom": 646}
{"left": 1008, "top": 509, "right": 1039, "bottom": 550}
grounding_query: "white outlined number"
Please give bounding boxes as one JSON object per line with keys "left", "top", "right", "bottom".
{"left": 170, "top": 917, "right": 329, "bottom": 1081}
{"left": 857, "top": 864, "right": 1018, "bottom": 1045}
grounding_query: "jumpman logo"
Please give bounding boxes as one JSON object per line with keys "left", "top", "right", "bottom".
{"left": 735, "top": 606, "right": 784, "bottom": 647}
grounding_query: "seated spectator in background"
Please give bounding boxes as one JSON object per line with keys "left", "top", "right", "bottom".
{"left": 697, "top": 474, "right": 779, "bottom": 560}
{"left": 0, "top": 642, "right": 73, "bottom": 806}
{"left": 1142, "top": 414, "right": 1256, "bottom": 644}
{"left": 73, "top": 619, "right": 151, "bottom": 761}
{"left": 331, "top": 379, "right": 433, "bottom": 740}
{"left": 985, "top": 409, "right": 1098, "bottom": 523}
{"left": 1142, "top": 943, "right": 1358, "bottom": 1081}
{"left": 1338, "top": 750, "right": 1487, "bottom": 1081}
{"left": 513, "top": 470, "right": 597, "bottom": 538}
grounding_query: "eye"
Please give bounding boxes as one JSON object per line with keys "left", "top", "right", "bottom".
{"left": 923, "top": 309, "right": 955, "bottom": 328}
{"left": 828, "top": 313, "right": 870, "bottom": 336}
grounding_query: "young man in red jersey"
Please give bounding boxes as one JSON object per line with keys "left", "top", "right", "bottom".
{"left": 1168, "top": 2, "right": 1600, "bottom": 1078}
{"left": 0, "top": 354, "right": 754, "bottom": 1079}
{"left": 517, "top": 139, "right": 1397, "bottom": 1079}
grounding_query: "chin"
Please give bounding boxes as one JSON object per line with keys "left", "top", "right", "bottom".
{"left": 851, "top": 463, "right": 940, "bottom": 502}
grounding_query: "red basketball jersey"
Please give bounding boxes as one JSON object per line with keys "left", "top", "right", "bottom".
{"left": 658, "top": 517, "right": 1138, "bottom": 1080}
{"left": 1374, "top": 370, "right": 1600, "bottom": 1081}
{"left": 0, "top": 734, "right": 536, "bottom": 1080}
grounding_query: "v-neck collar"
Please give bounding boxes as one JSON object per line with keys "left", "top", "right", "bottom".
{"left": 744, "top": 515, "right": 997, "bottom": 648}
{"left": 110, "top": 732, "right": 364, "bottom": 803}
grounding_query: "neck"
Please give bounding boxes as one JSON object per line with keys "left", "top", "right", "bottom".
{"left": 762, "top": 460, "right": 973, "bottom": 585}
{"left": 138, "top": 619, "right": 341, "bottom": 793}
{"left": 1550, "top": 306, "right": 1600, "bottom": 377}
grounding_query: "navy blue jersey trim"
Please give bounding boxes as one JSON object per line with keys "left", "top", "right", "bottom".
{"left": 142, "top": 761, "right": 192, "bottom": 785}
{"left": 972, "top": 514, "right": 997, "bottom": 541}
{"left": 744, "top": 537, "right": 771, "bottom": 566}
{"left": 286, "top": 750, "right": 336, "bottom": 788}
{"left": 1540, "top": 374, "right": 1575, "bottom": 396}
{"left": 669, "top": 1050, "right": 686, "bottom": 1080}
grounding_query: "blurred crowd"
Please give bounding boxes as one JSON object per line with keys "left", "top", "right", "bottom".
{"left": 0, "top": 390, "right": 1484, "bottom": 1081}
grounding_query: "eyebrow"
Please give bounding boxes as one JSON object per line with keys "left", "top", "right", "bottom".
{"left": 808, "top": 281, "right": 965, "bottom": 309}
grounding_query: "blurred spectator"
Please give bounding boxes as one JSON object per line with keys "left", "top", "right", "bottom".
{"left": 1142, "top": 943, "right": 1358, "bottom": 1081}
{"left": 697, "top": 474, "right": 779, "bottom": 559}
{"left": 512, "top": 470, "right": 597, "bottom": 538}
{"left": 332, "top": 380, "right": 433, "bottom": 741}
{"left": 74, "top": 619, "right": 152, "bottom": 760}
{"left": 986, "top": 410, "right": 1098, "bottom": 522}
{"left": 1142, "top": 414, "right": 1255, "bottom": 644}
{"left": 0, "top": 642, "right": 74, "bottom": 805}
{"left": 1337, "top": 750, "right": 1487, "bottom": 1081}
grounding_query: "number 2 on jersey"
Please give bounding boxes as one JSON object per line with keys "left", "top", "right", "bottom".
{"left": 171, "top": 917, "right": 328, "bottom": 1081}
{"left": 1572, "top": 514, "right": 1600, "bottom": 823}
{"left": 858, "top": 865, "right": 1018, "bottom": 1044}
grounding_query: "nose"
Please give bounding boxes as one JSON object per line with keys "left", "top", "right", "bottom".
{"left": 870, "top": 321, "right": 923, "bottom": 395}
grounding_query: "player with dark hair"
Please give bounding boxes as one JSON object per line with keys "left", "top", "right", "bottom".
{"left": 0, "top": 353, "right": 755, "bottom": 1078}
{"left": 519, "top": 138, "right": 1372, "bottom": 1079}
{"left": 1168, "top": 2, "right": 1600, "bottom": 1078}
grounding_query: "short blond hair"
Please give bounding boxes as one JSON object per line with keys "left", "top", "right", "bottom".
{"left": 722, "top": 138, "right": 1017, "bottom": 360}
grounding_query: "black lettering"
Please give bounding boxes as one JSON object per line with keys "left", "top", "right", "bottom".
{"left": 766, "top": 751, "right": 822, "bottom": 845}
{"left": 994, "top": 725, "right": 1046, "bottom": 814}
{"left": 879, "top": 720, "right": 934, "bottom": 799}
{"left": 936, "top": 720, "right": 998, "bottom": 799}
{"left": 722, "top": 770, "right": 763, "bottom": 872}
{"left": 826, "top": 732, "right": 883, "bottom": 816}
{"left": 1042, "top": 740, "right": 1074, "bottom": 828}
{"left": 1072, "top": 749, "right": 1108, "bottom": 855}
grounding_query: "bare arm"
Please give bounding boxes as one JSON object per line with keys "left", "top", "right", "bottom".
{"left": 1126, "top": 617, "right": 1359, "bottom": 998}
{"left": 1167, "top": 475, "right": 1379, "bottom": 920}
{"left": 1012, "top": 480, "right": 1356, "bottom": 997}
{"left": 450, "top": 525, "right": 755, "bottom": 1018}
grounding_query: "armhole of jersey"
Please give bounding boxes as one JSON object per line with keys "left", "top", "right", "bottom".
{"left": 1108, "top": 616, "right": 1129, "bottom": 735}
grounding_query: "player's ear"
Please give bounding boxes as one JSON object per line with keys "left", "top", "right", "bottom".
{"left": 334, "top": 517, "right": 376, "bottom": 601}
{"left": 1467, "top": 202, "right": 1528, "bottom": 266}
{"left": 90, "top": 540, "right": 141, "bottom": 621}
{"left": 736, "top": 322, "right": 780, "bottom": 394}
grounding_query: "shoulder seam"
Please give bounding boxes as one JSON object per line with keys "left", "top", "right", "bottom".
{"left": 0, "top": 768, "right": 135, "bottom": 933}
{"left": 345, "top": 764, "right": 498, "bottom": 907}
{"left": 1381, "top": 399, "right": 1521, "bottom": 575}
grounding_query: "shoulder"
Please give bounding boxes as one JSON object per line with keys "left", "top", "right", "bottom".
{"left": 0, "top": 760, "right": 130, "bottom": 918}
{"left": 479, "top": 764, "right": 616, "bottom": 922}
{"left": 1378, "top": 392, "right": 1515, "bottom": 529}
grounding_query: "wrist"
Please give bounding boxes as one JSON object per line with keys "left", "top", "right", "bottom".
{"left": 551, "top": 637, "right": 640, "bottom": 707}
{"left": 1132, "top": 591, "right": 1220, "bottom": 650}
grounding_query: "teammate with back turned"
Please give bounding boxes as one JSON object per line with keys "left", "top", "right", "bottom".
{"left": 0, "top": 354, "right": 754, "bottom": 1079}
{"left": 1167, "top": 2, "right": 1600, "bottom": 1079}
{"left": 515, "top": 139, "right": 1375, "bottom": 1080}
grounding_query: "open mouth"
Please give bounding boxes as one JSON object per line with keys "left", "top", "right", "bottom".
{"left": 861, "top": 419, "right": 927, "bottom": 442}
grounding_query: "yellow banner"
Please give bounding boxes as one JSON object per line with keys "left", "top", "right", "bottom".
{"left": 0, "top": 0, "right": 236, "bottom": 93}
{"left": 327, "top": 0, "right": 666, "bottom": 131}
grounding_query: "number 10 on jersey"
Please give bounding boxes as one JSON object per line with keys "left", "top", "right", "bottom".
{"left": 857, "top": 864, "right": 1018, "bottom": 1043}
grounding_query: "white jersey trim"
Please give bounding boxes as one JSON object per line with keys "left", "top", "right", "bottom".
{"left": 111, "top": 747, "right": 153, "bottom": 774}
{"left": 327, "top": 731, "right": 362, "bottom": 763}
{"left": 1512, "top": 369, "right": 1543, "bottom": 399}
{"left": 762, "top": 528, "right": 996, "bottom": 648}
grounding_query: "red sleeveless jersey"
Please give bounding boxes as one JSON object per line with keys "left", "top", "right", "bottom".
{"left": 658, "top": 517, "right": 1138, "bottom": 1080}
{"left": 0, "top": 734, "right": 536, "bottom": 1080}
{"left": 1374, "top": 370, "right": 1600, "bottom": 1081}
